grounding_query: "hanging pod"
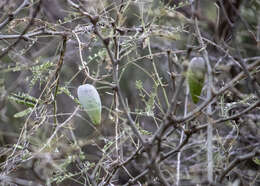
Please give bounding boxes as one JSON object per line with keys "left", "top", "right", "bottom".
{"left": 187, "top": 57, "right": 206, "bottom": 104}
{"left": 77, "top": 84, "right": 102, "bottom": 125}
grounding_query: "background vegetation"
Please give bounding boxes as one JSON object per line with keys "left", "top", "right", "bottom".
{"left": 0, "top": 0, "right": 259, "bottom": 185}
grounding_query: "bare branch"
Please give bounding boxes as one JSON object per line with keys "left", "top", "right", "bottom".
{"left": 0, "top": 0, "right": 29, "bottom": 30}
{"left": 0, "top": 0, "right": 42, "bottom": 59}
{"left": 219, "top": 149, "right": 260, "bottom": 183}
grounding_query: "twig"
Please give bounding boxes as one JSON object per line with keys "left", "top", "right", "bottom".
{"left": 160, "top": 130, "right": 192, "bottom": 162}
{"left": 151, "top": 71, "right": 186, "bottom": 144}
{"left": 92, "top": 17, "right": 145, "bottom": 145}
{"left": 41, "top": 107, "right": 79, "bottom": 152}
{"left": 0, "top": 174, "right": 43, "bottom": 186}
{"left": 257, "top": 9, "right": 260, "bottom": 48}
{"left": 153, "top": 162, "right": 170, "bottom": 186}
{"left": 0, "top": 29, "right": 68, "bottom": 40}
{"left": 218, "top": 0, "right": 234, "bottom": 27}
{"left": 176, "top": 83, "right": 189, "bottom": 186}
{"left": 218, "top": 149, "right": 260, "bottom": 183}
{"left": 123, "top": 169, "right": 149, "bottom": 186}
{"left": 53, "top": 36, "right": 67, "bottom": 125}
{"left": 72, "top": 30, "right": 99, "bottom": 81}
{"left": 103, "top": 146, "right": 143, "bottom": 185}
{"left": 111, "top": 12, "right": 123, "bottom": 161}
{"left": 234, "top": 46, "right": 260, "bottom": 99}
{"left": 228, "top": 0, "right": 256, "bottom": 41}
{"left": 0, "top": 0, "right": 29, "bottom": 30}
{"left": 0, "top": 0, "right": 42, "bottom": 59}
{"left": 194, "top": 17, "right": 214, "bottom": 182}
{"left": 195, "top": 100, "right": 260, "bottom": 131}
{"left": 175, "top": 59, "right": 260, "bottom": 124}
{"left": 167, "top": 51, "right": 176, "bottom": 93}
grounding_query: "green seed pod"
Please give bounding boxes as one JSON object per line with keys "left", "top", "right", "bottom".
{"left": 187, "top": 57, "right": 206, "bottom": 104}
{"left": 77, "top": 84, "right": 101, "bottom": 125}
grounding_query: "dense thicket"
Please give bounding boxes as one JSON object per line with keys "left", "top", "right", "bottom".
{"left": 0, "top": 0, "right": 259, "bottom": 185}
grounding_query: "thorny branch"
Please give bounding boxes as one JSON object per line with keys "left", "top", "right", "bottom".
{"left": 0, "top": 0, "right": 42, "bottom": 59}
{"left": 219, "top": 149, "right": 260, "bottom": 183}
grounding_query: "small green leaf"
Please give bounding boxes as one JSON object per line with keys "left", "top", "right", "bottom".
{"left": 58, "top": 86, "right": 79, "bottom": 104}
{"left": 136, "top": 80, "right": 143, "bottom": 90}
{"left": 14, "top": 108, "right": 33, "bottom": 118}
{"left": 252, "top": 157, "right": 260, "bottom": 165}
{"left": 9, "top": 93, "right": 39, "bottom": 107}
{"left": 136, "top": 123, "right": 152, "bottom": 135}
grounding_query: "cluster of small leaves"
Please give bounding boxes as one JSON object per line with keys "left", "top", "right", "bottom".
{"left": 58, "top": 86, "right": 79, "bottom": 105}
{"left": 87, "top": 49, "right": 106, "bottom": 65}
{"left": 136, "top": 122, "right": 152, "bottom": 135}
{"left": 8, "top": 92, "right": 40, "bottom": 118}
{"left": 49, "top": 154, "right": 95, "bottom": 184}
{"left": 135, "top": 80, "right": 157, "bottom": 116}
{"left": 30, "top": 60, "right": 54, "bottom": 88}
{"left": 8, "top": 92, "right": 38, "bottom": 107}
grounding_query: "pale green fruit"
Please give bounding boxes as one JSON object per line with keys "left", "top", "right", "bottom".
{"left": 77, "top": 84, "right": 101, "bottom": 125}
{"left": 187, "top": 57, "right": 206, "bottom": 104}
